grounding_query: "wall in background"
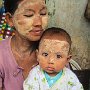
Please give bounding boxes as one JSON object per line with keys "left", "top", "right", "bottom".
{"left": 46, "top": 0, "right": 90, "bottom": 69}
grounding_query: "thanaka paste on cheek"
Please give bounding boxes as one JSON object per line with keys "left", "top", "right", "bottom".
{"left": 42, "top": 16, "right": 48, "bottom": 30}
{"left": 13, "top": 1, "right": 34, "bottom": 34}
{"left": 13, "top": 14, "right": 33, "bottom": 35}
{"left": 18, "top": 0, "right": 48, "bottom": 30}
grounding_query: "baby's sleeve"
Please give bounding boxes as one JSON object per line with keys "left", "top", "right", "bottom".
{"left": 67, "top": 70, "right": 84, "bottom": 90}
{"left": 23, "top": 68, "right": 39, "bottom": 90}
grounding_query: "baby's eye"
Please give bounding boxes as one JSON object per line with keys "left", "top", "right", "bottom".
{"left": 42, "top": 52, "right": 48, "bottom": 57}
{"left": 23, "top": 14, "right": 33, "bottom": 17}
{"left": 56, "top": 55, "right": 62, "bottom": 59}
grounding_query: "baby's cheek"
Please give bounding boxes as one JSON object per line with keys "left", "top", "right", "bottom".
{"left": 38, "top": 55, "right": 44, "bottom": 61}
{"left": 38, "top": 55, "right": 47, "bottom": 64}
{"left": 55, "top": 63, "right": 65, "bottom": 71}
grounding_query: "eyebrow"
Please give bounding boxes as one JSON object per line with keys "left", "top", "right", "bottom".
{"left": 24, "top": 9, "right": 35, "bottom": 13}
{"left": 40, "top": 6, "right": 47, "bottom": 11}
{"left": 24, "top": 6, "right": 47, "bottom": 12}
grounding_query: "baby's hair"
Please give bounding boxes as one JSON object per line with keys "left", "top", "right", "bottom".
{"left": 40, "top": 27, "right": 72, "bottom": 47}
{"left": 4, "top": 0, "right": 23, "bottom": 15}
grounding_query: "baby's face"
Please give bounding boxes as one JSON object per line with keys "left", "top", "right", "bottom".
{"left": 37, "top": 39, "right": 71, "bottom": 76}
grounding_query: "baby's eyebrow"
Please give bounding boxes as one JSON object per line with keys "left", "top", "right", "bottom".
{"left": 55, "top": 52, "right": 61, "bottom": 54}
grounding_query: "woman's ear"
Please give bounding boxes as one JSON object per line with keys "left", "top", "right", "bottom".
{"left": 5, "top": 12, "right": 14, "bottom": 27}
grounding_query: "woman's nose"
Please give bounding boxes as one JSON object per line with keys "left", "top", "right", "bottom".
{"left": 33, "top": 15, "right": 42, "bottom": 26}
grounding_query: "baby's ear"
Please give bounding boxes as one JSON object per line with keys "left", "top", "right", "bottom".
{"left": 67, "top": 55, "right": 72, "bottom": 62}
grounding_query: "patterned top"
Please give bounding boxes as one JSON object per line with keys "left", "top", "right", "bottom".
{"left": 24, "top": 65, "right": 84, "bottom": 90}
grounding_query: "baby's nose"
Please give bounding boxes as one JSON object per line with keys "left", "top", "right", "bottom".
{"left": 48, "top": 56, "right": 55, "bottom": 64}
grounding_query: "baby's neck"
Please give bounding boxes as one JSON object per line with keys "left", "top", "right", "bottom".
{"left": 44, "top": 70, "right": 63, "bottom": 77}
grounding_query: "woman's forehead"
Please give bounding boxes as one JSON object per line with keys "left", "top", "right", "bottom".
{"left": 14, "top": 0, "right": 46, "bottom": 14}
{"left": 19, "top": 0, "right": 45, "bottom": 7}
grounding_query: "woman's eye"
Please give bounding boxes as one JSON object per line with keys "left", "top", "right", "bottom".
{"left": 24, "top": 14, "right": 33, "bottom": 17}
{"left": 42, "top": 52, "right": 48, "bottom": 57}
{"left": 56, "top": 55, "right": 61, "bottom": 58}
{"left": 40, "top": 12, "right": 47, "bottom": 16}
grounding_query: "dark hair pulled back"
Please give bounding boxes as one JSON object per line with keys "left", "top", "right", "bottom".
{"left": 4, "top": 0, "right": 22, "bottom": 15}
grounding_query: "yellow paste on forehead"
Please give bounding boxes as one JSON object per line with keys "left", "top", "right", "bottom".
{"left": 13, "top": 0, "right": 45, "bottom": 15}
{"left": 18, "top": 0, "right": 45, "bottom": 8}
{"left": 39, "top": 39, "right": 70, "bottom": 55}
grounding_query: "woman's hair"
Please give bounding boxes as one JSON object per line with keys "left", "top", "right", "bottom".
{"left": 4, "top": 0, "right": 46, "bottom": 15}
{"left": 4, "top": 0, "right": 23, "bottom": 15}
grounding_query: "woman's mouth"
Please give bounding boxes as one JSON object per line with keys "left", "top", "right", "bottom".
{"left": 30, "top": 30, "right": 43, "bottom": 36}
{"left": 34, "top": 30, "right": 43, "bottom": 34}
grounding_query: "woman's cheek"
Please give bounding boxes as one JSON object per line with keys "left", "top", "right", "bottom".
{"left": 13, "top": 17, "right": 34, "bottom": 35}
{"left": 42, "top": 16, "right": 48, "bottom": 30}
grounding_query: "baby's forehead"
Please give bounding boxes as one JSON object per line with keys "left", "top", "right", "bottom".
{"left": 39, "top": 39, "right": 70, "bottom": 54}
{"left": 40, "top": 39, "right": 69, "bottom": 47}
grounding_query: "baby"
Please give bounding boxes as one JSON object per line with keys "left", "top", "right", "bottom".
{"left": 23, "top": 27, "right": 84, "bottom": 90}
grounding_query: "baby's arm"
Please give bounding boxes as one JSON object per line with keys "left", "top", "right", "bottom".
{"left": 67, "top": 70, "right": 84, "bottom": 90}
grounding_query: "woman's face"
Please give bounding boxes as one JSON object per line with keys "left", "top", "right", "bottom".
{"left": 12, "top": 0, "right": 48, "bottom": 41}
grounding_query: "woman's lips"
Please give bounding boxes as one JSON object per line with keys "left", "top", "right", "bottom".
{"left": 30, "top": 30, "right": 43, "bottom": 36}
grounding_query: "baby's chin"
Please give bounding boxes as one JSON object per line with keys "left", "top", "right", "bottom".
{"left": 44, "top": 70, "right": 59, "bottom": 76}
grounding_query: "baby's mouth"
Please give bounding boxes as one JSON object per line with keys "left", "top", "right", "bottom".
{"left": 47, "top": 67, "right": 54, "bottom": 71}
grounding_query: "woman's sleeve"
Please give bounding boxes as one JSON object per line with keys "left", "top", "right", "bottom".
{"left": 0, "top": 51, "right": 4, "bottom": 88}
{"left": 0, "top": 64, "right": 4, "bottom": 88}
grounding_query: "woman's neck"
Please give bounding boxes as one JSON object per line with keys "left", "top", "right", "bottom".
{"left": 11, "top": 32, "right": 34, "bottom": 54}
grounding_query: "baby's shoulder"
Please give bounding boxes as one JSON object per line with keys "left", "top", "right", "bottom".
{"left": 63, "top": 67, "right": 78, "bottom": 80}
{"left": 29, "top": 65, "right": 42, "bottom": 75}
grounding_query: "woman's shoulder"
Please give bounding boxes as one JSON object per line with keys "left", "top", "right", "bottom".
{"left": 0, "top": 37, "right": 11, "bottom": 49}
